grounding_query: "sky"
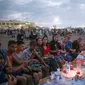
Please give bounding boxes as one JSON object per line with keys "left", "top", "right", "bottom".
{"left": 0, "top": 0, "right": 85, "bottom": 27}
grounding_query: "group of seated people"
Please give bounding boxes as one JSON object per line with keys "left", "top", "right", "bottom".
{"left": 0, "top": 34, "right": 84, "bottom": 85}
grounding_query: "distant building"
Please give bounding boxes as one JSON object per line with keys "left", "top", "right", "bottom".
{"left": 0, "top": 20, "right": 36, "bottom": 29}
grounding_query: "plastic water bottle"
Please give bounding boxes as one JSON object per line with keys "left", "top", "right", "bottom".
{"left": 51, "top": 72, "right": 55, "bottom": 80}
{"left": 57, "top": 68, "right": 61, "bottom": 75}
{"left": 65, "top": 61, "right": 70, "bottom": 72}
{"left": 57, "top": 68, "right": 62, "bottom": 80}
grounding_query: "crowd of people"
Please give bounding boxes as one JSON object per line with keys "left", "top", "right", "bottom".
{"left": 0, "top": 28, "right": 85, "bottom": 40}
{"left": 0, "top": 28, "right": 85, "bottom": 85}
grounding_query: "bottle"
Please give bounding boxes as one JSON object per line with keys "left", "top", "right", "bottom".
{"left": 65, "top": 61, "right": 70, "bottom": 72}
{"left": 51, "top": 72, "right": 55, "bottom": 80}
{"left": 57, "top": 68, "right": 61, "bottom": 75}
{"left": 57, "top": 68, "right": 62, "bottom": 80}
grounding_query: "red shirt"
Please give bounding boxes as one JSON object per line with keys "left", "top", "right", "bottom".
{"left": 43, "top": 44, "right": 50, "bottom": 55}
{"left": 7, "top": 51, "right": 14, "bottom": 67}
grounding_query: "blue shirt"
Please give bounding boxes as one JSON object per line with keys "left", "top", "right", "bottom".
{"left": 54, "top": 55, "right": 64, "bottom": 62}
{"left": 22, "top": 48, "right": 31, "bottom": 60}
{"left": 65, "top": 41, "right": 72, "bottom": 51}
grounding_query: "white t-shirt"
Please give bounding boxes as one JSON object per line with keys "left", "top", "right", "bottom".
{"left": 76, "top": 51, "right": 85, "bottom": 62}
{"left": 77, "top": 54, "right": 84, "bottom": 59}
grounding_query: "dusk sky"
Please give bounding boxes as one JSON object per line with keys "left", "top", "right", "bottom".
{"left": 0, "top": 0, "right": 85, "bottom": 27}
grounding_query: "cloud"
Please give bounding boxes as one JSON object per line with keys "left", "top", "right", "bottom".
{"left": 0, "top": 0, "right": 4, "bottom": 2}
{"left": 36, "top": 0, "right": 70, "bottom": 8}
{"left": 35, "top": 16, "right": 61, "bottom": 27}
{"left": 9, "top": 0, "right": 33, "bottom": 5}
{"left": 0, "top": 0, "right": 85, "bottom": 27}
{"left": 80, "top": 4, "right": 85, "bottom": 9}
{"left": 6, "top": 11, "right": 31, "bottom": 21}
{"left": 81, "top": 24, "right": 85, "bottom": 27}
{"left": 42, "top": 0, "right": 63, "bottom": 7}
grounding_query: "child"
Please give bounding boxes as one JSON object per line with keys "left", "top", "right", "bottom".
{"left": 54, "top": 50, "right": 65, "bottom": 68}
